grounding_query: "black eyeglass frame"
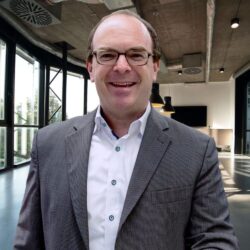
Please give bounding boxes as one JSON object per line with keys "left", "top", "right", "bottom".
{"left": 91, "top": 49, "right": 154, "bottom": 66}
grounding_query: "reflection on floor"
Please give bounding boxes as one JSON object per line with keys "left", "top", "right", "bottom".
{"left": 219, "top": 152, "right": 250, "bottom": 250}
{"left": 0, "top": 153, "right": 249, "bottom": 249}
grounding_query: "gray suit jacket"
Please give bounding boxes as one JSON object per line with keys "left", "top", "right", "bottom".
{"left": 14, "top": 108, "right": 239, "bottom": 250}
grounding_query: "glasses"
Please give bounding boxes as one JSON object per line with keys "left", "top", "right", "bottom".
{"left": 92, "top": 49, "right": 153, "bottom": 66}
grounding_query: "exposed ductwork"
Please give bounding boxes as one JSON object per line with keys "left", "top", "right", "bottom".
{"left": 0, "top": 4, "right": 84, "bottom": 67}
{"left": 182, "top": 53, "right": 202, "bottom": 75}
{"left": 0, "top": 0, "right": 62, "bottom": 27}
{"left": 46, "top": 0, "right": 134, "bottom": 10}
{"left": 205, "top": 0, "right": 215, "bottom": 83}
{"left": 46, "top": 0, "right": 102, "bottom": 3}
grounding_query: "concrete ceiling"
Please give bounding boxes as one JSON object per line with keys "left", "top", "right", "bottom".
{"left": 0, "top": 0, "right": 249, "bottom": 84}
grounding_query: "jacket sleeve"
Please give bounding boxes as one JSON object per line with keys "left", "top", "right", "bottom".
{"left": 13, "top": 131, "right": 45, "bottom": 250}
{"left": 185, "top": 137, "right": 239, "bottom": 249}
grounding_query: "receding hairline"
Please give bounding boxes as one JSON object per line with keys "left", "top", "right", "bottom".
{"left": 92, "top": 14, "right": 152, "bottom": 48}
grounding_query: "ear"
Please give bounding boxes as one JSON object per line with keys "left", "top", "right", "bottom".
{"left": 87, "top": 61, "right": 94, "bottom": 82}
{"left": 152, "top": 59, "right": 160, "bottom": 82}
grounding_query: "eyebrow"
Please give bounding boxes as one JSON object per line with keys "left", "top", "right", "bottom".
{"left": 95, "top": 46, "right": 149, "bottom": 52}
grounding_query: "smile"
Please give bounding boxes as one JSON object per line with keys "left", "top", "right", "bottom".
{"left": 109, "top": 82, "right": 137, "bottom": 87}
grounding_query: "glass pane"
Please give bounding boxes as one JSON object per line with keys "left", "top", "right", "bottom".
{"left": 87, "top": 80, "right": 100, "bottom": 112}
{"left": 49, "top": 68, "right": 62, "bottom": 124}
{"left": 14, "top": 48, "right": 39, "bottom": 125}
{"left": 245, "top": 132, "right": 250, "bottom": 155}
{"left": 14, "top": 127, "right": 38, "bottom": 164}
{"left": 246, "top": 82, "right": 250, "bottom": 130}
{"left": 0, "top": 127, "right": 6, "bottom": 169}
{"left": 0, "top": 40, "right": 6, "bottom": 120}
{"left": 66, "top": 72, "right": 84, "bottom": 119}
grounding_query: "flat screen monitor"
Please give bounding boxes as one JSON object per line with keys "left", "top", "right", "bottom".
{"left": 171, "top": 106, "right": 207, "bottom": 127}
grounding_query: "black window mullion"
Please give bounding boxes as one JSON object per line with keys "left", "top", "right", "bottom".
{"left": 45, "top": 65, "right": 50, "bottom": 126}
{"left": 84, "top": 76, "right": 88, "bottom": 115}
{"left": 39, "top": 63, "right": 45, "bottom": 128}
{"left": 5, "top": 40, "right": 16, "bottom": 169}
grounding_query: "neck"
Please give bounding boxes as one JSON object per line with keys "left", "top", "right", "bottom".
{"left": 100, "top": 107, "right": 146, "bottom": 138}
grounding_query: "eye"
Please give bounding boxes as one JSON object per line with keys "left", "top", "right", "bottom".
{"left": 127, "top": 51, "right": 146, "bottom": 61}
{"left": 98, "top": 51, "right": 117, "bottom": 61}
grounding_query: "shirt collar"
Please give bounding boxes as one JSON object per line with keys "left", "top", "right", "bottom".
{"left": 93, "top": 102, "right": 151, "bottom": 137}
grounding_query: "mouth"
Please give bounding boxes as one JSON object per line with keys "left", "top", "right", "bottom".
{"left": 108, "top": 82, "right": 137, "bottom": 87}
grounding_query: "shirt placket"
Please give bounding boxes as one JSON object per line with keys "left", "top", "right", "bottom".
{"left": 104, "top": 136, "right": 125, "bottom": 249}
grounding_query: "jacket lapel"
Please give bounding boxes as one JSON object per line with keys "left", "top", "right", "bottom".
{"left": 118, "top": 109, "right": 172, "bottom": 231}
{"left": 65, "top": 112, "right": 96, "bottom": 250}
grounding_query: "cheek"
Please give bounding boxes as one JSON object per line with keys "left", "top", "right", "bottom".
{"left": 92, "top": 65, "right": 111, "bottom": 83}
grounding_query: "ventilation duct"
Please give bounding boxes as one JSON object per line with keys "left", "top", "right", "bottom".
{"left": 182, "top": 53, "right": 202, "bottom": 75}
{"left": 0, "top": 3, "right": 83, "bottom": 67}
{"left": 47, "top": 0, "right": 134, "bottom": 10}
{"left": 0, "top": 0, "right": 61, "bottom": 27}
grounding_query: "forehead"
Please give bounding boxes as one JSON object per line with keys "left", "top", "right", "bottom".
{"left": 92, "top": 14, "right": 153, "bottom": 51}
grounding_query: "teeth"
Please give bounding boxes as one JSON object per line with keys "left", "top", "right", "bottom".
{"left": 111, "top": 82, "right": 135, "bottom": 87}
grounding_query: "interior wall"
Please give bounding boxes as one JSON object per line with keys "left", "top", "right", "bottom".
{"left": 160, "top": 78, "right": 235, "bottom": 151}
{"left": 160, "top": 78, "right": 235, "bottom": 129}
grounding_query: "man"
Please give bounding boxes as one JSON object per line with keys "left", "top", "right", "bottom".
{"left": 14, "top": 10, "right": 239, "bottom": 250}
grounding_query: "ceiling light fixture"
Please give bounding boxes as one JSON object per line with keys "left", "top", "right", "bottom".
{"left": 231, "top": 17, "right": 240, "bottom": 29}
{"left": 219, "top": 67, "right": 225, "bottom": 73}
{"left": 150, "top": 82, "right": 164, "bottom": 108}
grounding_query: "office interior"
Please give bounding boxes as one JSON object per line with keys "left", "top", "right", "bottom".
{"left": 0, "top": 0, "right": 250, "bottom": 249}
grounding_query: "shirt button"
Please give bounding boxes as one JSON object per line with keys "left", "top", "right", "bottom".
{"left": 109, "top": 215, "right": 114, "bottom": 221}
{"left": 111, "top": 180, "right": 117, "bottom": 185}
{"left": 115, "top": 146, "right": 120, "bottom": 152}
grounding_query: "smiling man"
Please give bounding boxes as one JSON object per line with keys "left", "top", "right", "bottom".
{"left": 87, "top": 13, "right": 160, "bottom": 138}
{"left": 14, "top": 10, "right": 238, "bottom": 250}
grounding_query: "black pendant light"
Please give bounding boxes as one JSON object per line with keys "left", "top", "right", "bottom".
{"left": 161, "top": 96, "right": 175, "bottom": 114}
{"left": 150, "top": 82, "right": 164, "bottom": 108}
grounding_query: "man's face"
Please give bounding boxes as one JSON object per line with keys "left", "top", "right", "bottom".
{"left": 87, "top": 14, "right": 159, "bottom": 118}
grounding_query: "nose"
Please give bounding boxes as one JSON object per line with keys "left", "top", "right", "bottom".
{"left": 113, "top": 54, "right": 132, "bottom": 73}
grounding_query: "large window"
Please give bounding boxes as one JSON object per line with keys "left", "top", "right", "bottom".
{"left": 0, "top": 39, "right": 6, "bottom": 169}
{"left": 67, "top": 71, "right": 84, "bottom": 119}
{"left": 245, "top": 81, "right": 250, "bottom": 154}
{"left": 0, "top": 39, "right": 6, "bottom": 120}
{"left": 14, "top": 47, "right": 39, "bottom": 164}
{"left": 0, "top": 127, "right": 6, "bottom": 169}
{"left": 0, "top": 19, "right": 89, "bottom": 170}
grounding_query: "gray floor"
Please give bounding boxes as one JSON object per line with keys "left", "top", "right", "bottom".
{"left": 219, "top": 153, "right": 250, "bottom": 250}
{"left": 0, "top": 153, "right": 249, "bottom": 249}
{"left": 0, "top": 166, "right": 29, "bottom": 250}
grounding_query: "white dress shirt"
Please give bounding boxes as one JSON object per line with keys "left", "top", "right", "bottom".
{"left": 87, "top": 103, "right": 151, "bottom": 250}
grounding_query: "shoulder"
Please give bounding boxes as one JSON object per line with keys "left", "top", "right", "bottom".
{"left": 151, "top": 108, "right": 210, "bottom": 140}
{"left": 168, "top": 116, "right": 209, "bottom": 141}
{"left": 149, "top": 109, "right": 212, "bottom": 150}
{"left": 36, "top": 110, "right": 96, "bottom": 144}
